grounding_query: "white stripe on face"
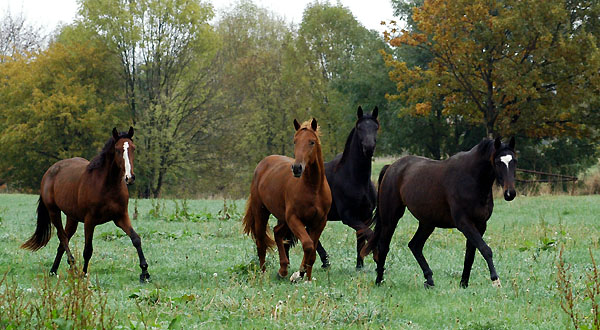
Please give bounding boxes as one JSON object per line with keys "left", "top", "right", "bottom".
{"left": 123, "top": 141, "right": 132, "bottom": 181}
{"left": 500, "top": 154, "right": 513, "bottom": 169}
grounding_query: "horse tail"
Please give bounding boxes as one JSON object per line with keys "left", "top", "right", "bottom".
{"left": 242, "top": 192, "right": 275, "bottom": 250}
{"left": 21, "top": 197, "right": 53, "bottom": 251}
{"left": 361, "top": 164, "right": 390, "bottom": 257}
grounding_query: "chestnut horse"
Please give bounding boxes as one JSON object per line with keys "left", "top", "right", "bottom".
{"left": 243, "top": 118, "right": 331, "bottom": 282}
{"left": 362, "top": 138, "right": 516, "bottom": 288}
{"left": 21, "top": 127, "right": 150, "bottom": 282}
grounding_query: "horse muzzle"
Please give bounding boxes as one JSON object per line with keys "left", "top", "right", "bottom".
{"left": 125, "top": 174, "right": 136, "bottom": 185}
{"left": 291, "top": 163, "right": 303, "bottom": 178}
{"left": 503, "top": 188, "right": 516, "bottom": 201}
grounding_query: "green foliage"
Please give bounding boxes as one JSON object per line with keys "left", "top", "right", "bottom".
{"left": 79, "top": 0, "right": 219, "bottom": 198}
{"left": 0, "top": 31, "right": 126, "bottom": 189}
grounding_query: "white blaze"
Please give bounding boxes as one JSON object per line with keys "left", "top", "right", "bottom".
{"left": 500, "top": 154, "right": 513, "bottom": 169}
{"left": 123, "top": 141, "right": 132, "bottom": 181}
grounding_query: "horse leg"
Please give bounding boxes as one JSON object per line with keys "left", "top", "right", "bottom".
{"left": 460, "top": 240, "right": 476, "bottom": 288}
{"left": 306, "top": 220, "right": 327, "bottom": 280}
{"left": 374, "top": 206, "right": 404, "bottom": 285}
{"left": 316, "top": 241, "right": 330, "bottom": 269}
{"left": 341, "top": 210, "right": 373, "bottom": 269}
{"left": 114, "top": 215, "right": 150, "bottom": 283}
{"left": 274, "top": 222, "right": 290, "bottom": 278}
{"left": 82, "top": 220, "right": 96, "bottom": 274}
{"left": 49, "top": 209, "right": 75, "bottom": 269}
{"left": 408, "top": 223, "right": 435, "bottom": 288}
{"left": 455, "top": 216, "right": 499, "bottom": 287}
{"left": 286, "top": 215, "right": 315, "bottom": 282}
{"left": 50, "top": 217, "right": 78, "bottom": 275}
{"left": 250, "top": 203, "right": 271, "bottom": 272}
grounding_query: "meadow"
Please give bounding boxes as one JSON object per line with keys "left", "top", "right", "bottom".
{"left": 1, "top": 193, "right": 599, "bottom": 329}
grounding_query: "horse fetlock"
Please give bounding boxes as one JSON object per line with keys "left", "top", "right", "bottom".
{"left": 139, "top": 272, "right": 151, "bottom": 283}
{"left": 492, "top": 278, "right": 502, "bottom": 288}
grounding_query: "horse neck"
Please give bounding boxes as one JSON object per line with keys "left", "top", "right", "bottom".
{"left": 303, "top": 143, "right": 326, "bottom": 188}
{"left": 344, "top": 132, "right": 372, "bottom": 181}
{"left": 98, "top": 152, "right": 125, "bottom": 188}
{"left": 465, "top": 149, "right": 496, "bottom": 192}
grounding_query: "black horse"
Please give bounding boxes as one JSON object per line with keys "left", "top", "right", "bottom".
{"left": 362, "top": 137, "right": 516, "bottom": 288}
{"left": 316, "top": 106, "right": 379, "bottom": 269}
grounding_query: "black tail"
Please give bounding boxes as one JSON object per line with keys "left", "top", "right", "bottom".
{"left": 361, "top": 164, "right": 390, "bottom": 258}
{"left": 20, "top": 197, "right": 52, "bottom": 251}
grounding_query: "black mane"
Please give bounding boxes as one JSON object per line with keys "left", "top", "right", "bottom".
{"left": 87, "top": 132, "right": 130, "bottom": 171}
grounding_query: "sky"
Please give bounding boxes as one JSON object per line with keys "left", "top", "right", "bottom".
{"left": 1, "top": 0, "right": 397, "bottom": 35}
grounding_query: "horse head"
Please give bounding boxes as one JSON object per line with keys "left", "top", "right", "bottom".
{"left": 355, "top": 106, "right": 379, "bottom": 158}
{"left": 112, "top": 127, "right": 136, "bottom": 185}
{"left": 492, "top": 137, "right": 516, "bottom": 201}
{"left": 292, "top": 118, "right": 320, "bottom": 178}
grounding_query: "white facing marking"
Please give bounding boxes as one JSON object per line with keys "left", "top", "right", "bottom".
{"left": 500, "top": 154, "right": 512, "bottom": 169}
{"left": 123, "top": 141, "right": 132, "bottom": 181}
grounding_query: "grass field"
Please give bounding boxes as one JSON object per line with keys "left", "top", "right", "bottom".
{"left": 1, "top": 193, "right": 599, "bottom": 329}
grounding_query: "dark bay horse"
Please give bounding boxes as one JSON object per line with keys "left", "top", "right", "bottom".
{"left": 362, "top": 137, "right": 516, "bottom": 288}
{"left": 243, "top": 118, "right": 331, "bottom": 282}
{"left": 21, "top": 127, "right": 150, "bottom": 282}
{"left": 316, "top": 106, "right": 379, "bottom": 269}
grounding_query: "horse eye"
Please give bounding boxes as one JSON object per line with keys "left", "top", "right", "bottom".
{"left": 309, "top": 141, "right": 315, "bottom": 146}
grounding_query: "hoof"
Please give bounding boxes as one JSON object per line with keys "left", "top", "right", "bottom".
{"left": 492, "top": 278, "right": 502, "bottom": 288}
{"left": 321, "top": 259, "right": 330, "bottom": 269}
{"left": 355, "top": 261, "right": 364, "bottom": 270}
{"left": 460, "top": 281, "right": 469, "bottom": 289}
{"left": 290, "top": 271, "right": 303, "bottom": 283}
{"left": 49, "top": 271, "right": 57, "bottom": 277}
{"left": 424, "top": 281, "right": 435, "bottom": 289}
{"left": 139, "top": 273, "right": 151, "bottom": 284}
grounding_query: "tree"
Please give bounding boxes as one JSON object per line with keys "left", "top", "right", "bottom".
{"left": 0, "top": 27, "right": 126, "bottom": 189}
{"left": 0, "top": 10, "right": 45, "bottom": 61}
{"left": 384, "top": 0, "right": 600, "bottom": 138}
{"left": 79, "top": 0, "right": 219, "bottom": 197}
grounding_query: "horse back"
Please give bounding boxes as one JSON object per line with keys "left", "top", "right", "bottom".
{"left": 389, "top": 156, "right": 455, "bottom": 227}
{"left": 40, "top": 157, "right": 89, "bottom": 218}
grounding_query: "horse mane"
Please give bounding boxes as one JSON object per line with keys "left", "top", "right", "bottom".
{"left": 87, "top": 132, "right": 130, "bottom": 171}
{"left": 296, "top": 120, "right": 321, "bottom": 142}
{"left": 476, "top": 138, "right": 495, "bottom": 157}
{"left": 335, "top": 127, "right": 356, "bottom": 170}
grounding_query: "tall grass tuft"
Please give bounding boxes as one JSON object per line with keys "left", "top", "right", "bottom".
{"left": 557, "top": 246, "right": 600, "bottom": 329}
{"left": 0, "top": 268, "right": 116, "bottom": 329}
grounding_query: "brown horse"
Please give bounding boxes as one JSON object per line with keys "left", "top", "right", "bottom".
{"left": 243, "top": 118, "right": 331, "bottom": 282}
{"left": 21, "top": 127, "right": 150, "bottom": 282}
{"left": 362, "top": 137, "right": 516, "bottom": 288}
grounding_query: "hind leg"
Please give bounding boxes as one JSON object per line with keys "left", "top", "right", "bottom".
{"left": 274, "top": 222, "right": 291, "bottom": 278}
{"left": 316, "top": 241, "right": 330, "bottom": 268}
{"left": 49, "top": 209, "right": 75, "bottom": 269}
{"left": 408, "top": 223, "right": 435, "bottom": 288}
{"left": 50, "top": 217, "right": 78, "bottom": 275}
{"left": 374, "top": 206, "right": 404, "bottom": 285}
{"left": 460, "top": 240, "right": 476, "bottom": 288}
{"left": 82, "top": 219, "right": 96, "bottom": 274}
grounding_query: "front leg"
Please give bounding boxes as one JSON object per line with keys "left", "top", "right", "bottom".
{"left": 455, "top": 215, "right": 499, "bottom": 287}
{"left": 340, "top": 209, "right": 373, "bottom": 269}
{"left": 114, "top": 214, "right": 150, "bottom": 283}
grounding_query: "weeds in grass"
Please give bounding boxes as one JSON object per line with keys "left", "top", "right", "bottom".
{"left": 0, "top": 268, "right": 116, "bottom": 329}
{"left": 557, "top": 245, "right": 600, "bottom": 330}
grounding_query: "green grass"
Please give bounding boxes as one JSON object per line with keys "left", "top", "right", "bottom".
{"left": 1, "top": 193, "right": 599, "bottom": 328}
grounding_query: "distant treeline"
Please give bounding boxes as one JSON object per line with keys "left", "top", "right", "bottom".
{"left": 1, "top": 0, "right": 598, "bottom": 198}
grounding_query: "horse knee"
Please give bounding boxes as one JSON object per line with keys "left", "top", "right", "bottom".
{"left": 83, "top": 246, "right": 93, "bottom": 260}
{"left": 480, "top": 246, "right": 493, "bottom": 260}
{"left": 301, "top": 240, "right": 315, "bottom": 255}
{"left": 131, "top": 234, "right": 141, "bottom": 248}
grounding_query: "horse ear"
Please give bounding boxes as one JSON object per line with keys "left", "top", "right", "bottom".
{"left": 372, "top": 106, "right": 378, "bottom": 119}
{"left": 311, "top": 118, "right": 318, "bottom": 131}
{"left": 128, "top": 126, "right": 134, "bottom": 138}
{"left": 494, "top": 137, "right": 502, "bottom": 150}
{"left": 293, "top": 119, "right": 301, "bottom": 131}
{"left": 112, "top": 127, "right": 119, "bottom": 140}
{"left": 509, "top": 136, "right": 515, "bottom": 149}
{"left": 357, "top": 106, "right": 363, "bottom": 119}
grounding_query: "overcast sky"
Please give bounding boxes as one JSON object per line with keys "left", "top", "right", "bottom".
{"left": 2, "top": 0, "right": 397, "bottom": 35}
